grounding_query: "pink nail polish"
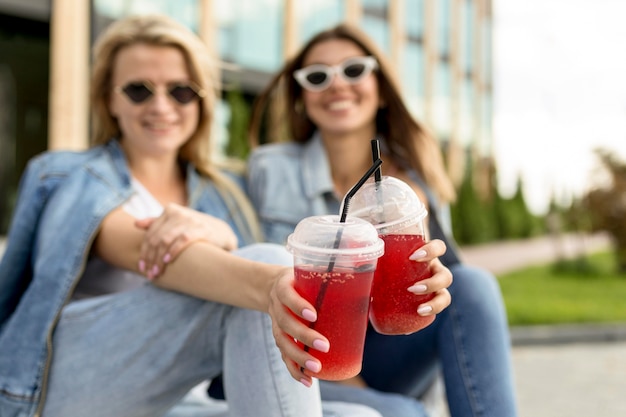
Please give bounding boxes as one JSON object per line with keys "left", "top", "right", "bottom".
{"left": 151, "top": 265, "right": 160, "bottom": 276}
{"left": 418, "top": 305, "right": 433, "bottom": 315}
{"left": 409, "top": 284, "right": 428, "bottom": 293}
{"left": 163, "top": 253, "right": 171, "bottom": 263}
{"left": 313, "top": 339, "right": 330, "bottom": 353}
{"left": 300, "top": 378, "right": 312, "bottom": 388}
{"left": 409, "top": 249, "right": 427, "bottom": 261}
{"left": 302, "top": 308, "right": 317, "bottom": 322}
{"left": 138, "top": 260, "right": 145, "bottom": 273}
{"left": 305, "top": 360, "right": 321, "bottom": 373}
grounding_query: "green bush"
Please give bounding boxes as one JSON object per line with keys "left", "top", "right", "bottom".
{"left": 451, "top": 164, "right": 543, "bottom": 245}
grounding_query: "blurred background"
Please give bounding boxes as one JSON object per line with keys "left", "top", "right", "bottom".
{"left": 1, "top": 1, "right": 625, "bottom": 415}
{"left": 1, "top": 0, "right": 625, "bottom": 257}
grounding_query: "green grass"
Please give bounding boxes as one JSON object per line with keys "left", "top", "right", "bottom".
{"left": 497, "top": 251, "right": 626, "bottom": 326}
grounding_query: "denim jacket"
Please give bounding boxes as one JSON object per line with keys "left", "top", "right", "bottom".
{"left": 247, "top": 133, "right": 461, "bottom": 266}
{"left": 0, "top": 139, "right": 254, "bottom": 416}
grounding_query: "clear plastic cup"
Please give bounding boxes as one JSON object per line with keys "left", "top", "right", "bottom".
{"left": 348, "top": 176, "right": 434, "bottom": 335}
{"left": 286, "top": 215, "right": 384, "bottom": 380}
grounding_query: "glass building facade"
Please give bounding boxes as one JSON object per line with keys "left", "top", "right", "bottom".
{"left": 0, "top": 0, "right": 493, "bottom": 235}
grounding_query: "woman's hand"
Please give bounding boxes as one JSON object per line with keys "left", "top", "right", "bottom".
{"left": 267, "top": 267, "right": 330, "bottom": 387}
{"left": 134, "top": 203, "right": 238, "bottom": 279}
{"left": 407, "top": 239, "right": 453, "bottom": 316}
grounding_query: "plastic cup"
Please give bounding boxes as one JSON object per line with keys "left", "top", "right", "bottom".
{"left": 286, "top": 215, "right": 384, "bottom": 380}
{"left": 348, "top": 176, "right": 434, "bottom": 335}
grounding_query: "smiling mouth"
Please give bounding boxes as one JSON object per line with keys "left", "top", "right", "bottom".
{"left": 146, "top": 122, "right": 175, "bottom": 130}
{"left": 327, "top": 100, "right": 353, "bottom": 111}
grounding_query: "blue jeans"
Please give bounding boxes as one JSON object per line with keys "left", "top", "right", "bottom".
{"left": 41, "top": 244, "right": 381, "bottom": 417}
{"left": 332, "top": 263, "right": 518, "bottom": 417}
{"left": 319, "top": 382, "right": 430, "bottom": 417}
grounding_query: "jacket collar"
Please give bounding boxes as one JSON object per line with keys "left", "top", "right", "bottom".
{"left": 102, "top": 139, "right": 202, "bottom": 203}
{"left": 103, "top": 139, "right": 132, "bottom": 189}
{"left": 301, "top": 132, "right": 335, "bottom": 200}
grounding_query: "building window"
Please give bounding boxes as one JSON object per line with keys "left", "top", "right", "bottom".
{"left": 404, "top": 41, "right": 425, "bottom": 119}
{"left": 361, "top": 0, "right": 390, "bottom": 51}
{"left": 216, "top": 0, "right": 284, "bottom": 72}
{"left": 92, "top": 0, "right": 200, "bottom": 35}
{"left": 297, "top": 0, "right": 344, "bottom": 45}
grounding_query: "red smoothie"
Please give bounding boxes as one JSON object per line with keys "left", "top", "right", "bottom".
{"left": 369, "top": 233, "right": 435, "bottom": 335}
{"left": 293, "top": 265, "right": 374, "bottom": 380}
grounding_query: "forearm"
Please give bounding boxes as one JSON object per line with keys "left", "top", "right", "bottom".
{"left": 95, "top": 208, "right": 281, "bottom": 312}
{"left": 152, "top": 241, "right": 282, "bottom": 312}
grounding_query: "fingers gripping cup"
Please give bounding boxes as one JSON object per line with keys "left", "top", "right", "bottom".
{"left": 286, "top": 215, "right": 384, "bottom": 380}
{"left": 348, "top": 176, "right": 434, "bottom": 335}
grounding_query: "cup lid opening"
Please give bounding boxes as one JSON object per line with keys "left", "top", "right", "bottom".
{"left": 286, "top": 215, "right": 385, "bottom": 260}
{"left": 347, "top": 176, "right": 427, "bottom": 233}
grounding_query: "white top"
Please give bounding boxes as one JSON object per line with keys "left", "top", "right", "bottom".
{"left": 123, "top": 178, "right": 164, "bottom": 219}
{"left": 72, "top": 179, "right": 164, "bottom": 300}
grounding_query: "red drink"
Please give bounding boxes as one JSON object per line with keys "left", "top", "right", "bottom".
{"left": 287, "top": 214, "right": 383, "bottom": 380}
{"left": 369, "top": 233, "right": 435, "bottom": 335}
{"left": 293, "top": 265, "right": 374, "bottom": 380}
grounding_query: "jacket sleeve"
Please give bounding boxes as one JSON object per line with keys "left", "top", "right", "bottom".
{"left": 0, "top": 156, "right": 48, "bottom": 325}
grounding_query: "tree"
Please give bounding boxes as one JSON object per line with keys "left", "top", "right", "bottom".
{"left": 450, "top": 163, "right": 495, "bottom": 245}
{"left": 491, "top": 181, "right": 538, "bottom": 240}
{"left": 582, "top": 148, "right": 626, "bottom": 273}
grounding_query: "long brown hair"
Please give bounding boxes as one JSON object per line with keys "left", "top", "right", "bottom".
{"left": 91, "top": 15, "right": 261, "bottom": 242}
{"left": 249, "top": 23, "right": 456, "bottom": 203}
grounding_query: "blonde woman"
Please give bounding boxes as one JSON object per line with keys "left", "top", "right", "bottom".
{"left": 0, "top": 16, "right": 383, "bottom": 417}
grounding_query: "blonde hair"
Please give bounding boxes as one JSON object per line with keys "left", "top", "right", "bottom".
{"left": 249, "top": 23, "right": 456, "bottom": 204}
{"left": 91, "top": 14, "right": 262, "bottom": 242}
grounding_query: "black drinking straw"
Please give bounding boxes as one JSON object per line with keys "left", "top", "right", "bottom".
{"left": 371, "top": 138, "right": 385, "bottom": 223}
{"left": 371, "top": 138, "right": 382, "bottom": 183}
{"left": 302, "top": 158, "right": 383, "bottom": 365}
{"left": 316, "top": 157, "right": 382, "bottom": 299}
{"left": 339, "top": 158, "right": 383, "bottom": 223}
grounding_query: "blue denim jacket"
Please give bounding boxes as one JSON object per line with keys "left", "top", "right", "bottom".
{"left": 247, "top": 133, "right": 461, "bottom": 266}
{"left": 0, "top": 139, "right": 255, "bottom": 415}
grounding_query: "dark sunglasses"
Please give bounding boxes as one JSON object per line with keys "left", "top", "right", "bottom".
{"left": 293, "top": 56, "right": 378, "bottom": 92}
{"left": 115, "top": 81, "right": 206, "bottom": 105}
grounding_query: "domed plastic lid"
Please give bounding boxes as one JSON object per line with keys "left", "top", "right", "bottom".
{"left": 345, "top": 176, "right": 427, "bottom": 234}
{"left": 286, "top": 215, "right": 384, "bottom": 262}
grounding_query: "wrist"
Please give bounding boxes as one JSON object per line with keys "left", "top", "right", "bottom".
{"left": 260, "top": 265, "right": 288, "bottom": 313}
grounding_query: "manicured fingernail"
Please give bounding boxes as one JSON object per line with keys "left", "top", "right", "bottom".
{"left": 313, "top": 339, "right": 330, "bottom": 353}
{"left": 300, "top": 378, "right": 312, "bottom": 388}
{"left": 151, "top": 265, "right": 159, "bottom": 277}
{"left": 418, "top": 305, "right": 433, "bottom": 315}
{"left": 305, "top": 360, "right": 321, "bottom": 373}
{"left": 138, "top": 260, "right": 145, "bottom": 273}
{"left": 163, "top": 253, "right": 171, "bottom": 263}
{"left": 302, "top": 308, "right": 317, "bottom": 322}
{"left": 409, "top": 249, "right": 427, "bottom": 261}
{"left": 409, "top": 284, "right": 428, "bottom": 293}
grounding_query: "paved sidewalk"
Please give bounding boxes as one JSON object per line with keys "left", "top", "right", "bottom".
{"left": 460, "top": 233, "right": 626, "bottom": 417}
{"left": 460, "top": 232, "right": 611, "bottom": 275}
{"left": 513, "top": 340, "right": 626, "bottom": 417}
